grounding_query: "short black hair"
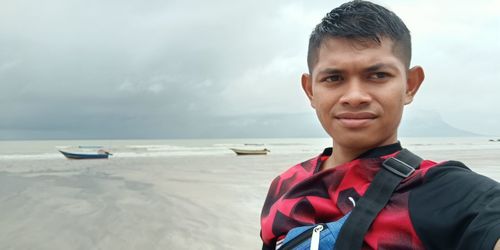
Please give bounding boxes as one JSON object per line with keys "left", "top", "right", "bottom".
{"left": 307, "top": 0, "right": 411, "bottom": 72}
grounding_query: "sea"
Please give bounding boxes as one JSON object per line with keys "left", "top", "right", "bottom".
{"left": 1, "top": 137, "right": 500, "bottom": 161}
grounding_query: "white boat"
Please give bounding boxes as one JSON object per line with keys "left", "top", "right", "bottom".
{"left": 230, "top": 148, "right": 270, "bottom": 155}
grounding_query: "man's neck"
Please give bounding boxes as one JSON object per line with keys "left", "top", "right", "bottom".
{"left": 324, "top": 146, "right": 364, "bottom": 170}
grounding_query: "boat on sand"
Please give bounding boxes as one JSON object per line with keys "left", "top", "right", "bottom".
{"left": 230, "top": 148, "right": 270, "bottom": 155}
{"left": 59, "top": 149, "right": 112, "bottom": 159}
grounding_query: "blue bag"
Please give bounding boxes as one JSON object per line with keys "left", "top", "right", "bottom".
{"left": 279, "top": 213, "right": 350, "bottom": 250}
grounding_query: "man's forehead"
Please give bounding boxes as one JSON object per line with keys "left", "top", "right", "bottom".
{"left": 313, "top": 37, "right": 405, "bottom": 71}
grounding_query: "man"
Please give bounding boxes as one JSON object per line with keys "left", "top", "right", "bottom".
{"left": 260, "top": 1, "right": 500, "bottom": 249}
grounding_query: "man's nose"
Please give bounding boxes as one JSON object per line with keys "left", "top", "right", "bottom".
{"left": 339, "top": 80, "right": 372, "bottom": 107}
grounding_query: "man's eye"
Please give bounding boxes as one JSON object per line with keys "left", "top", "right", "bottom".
{"left": 325, "top": 75, "right": 343, "bottom": 82}
{"left": 370, "top": 72, "right": 389, "bottom": 79}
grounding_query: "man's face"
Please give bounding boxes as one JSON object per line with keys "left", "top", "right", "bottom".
{"left": 302, "top": 37, "right": 422, "bottom": 151}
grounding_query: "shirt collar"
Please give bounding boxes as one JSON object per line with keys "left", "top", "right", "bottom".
{"left": 321, "top": 142, "right": 402, "bottom": 159}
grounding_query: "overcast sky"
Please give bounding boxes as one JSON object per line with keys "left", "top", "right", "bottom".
{"left": 1, "top": 0, "right": 499, "bottom": 139}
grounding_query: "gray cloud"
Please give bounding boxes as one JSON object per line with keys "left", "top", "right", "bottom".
{"left": 0, "top": 0, "right": 499, "bottom": 139}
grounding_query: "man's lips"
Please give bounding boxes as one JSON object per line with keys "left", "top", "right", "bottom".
{"left": 335, "top": 112, "right": 377, "bottom": 119}
{"left": 334, "top": 112, "right": 377, "bottom": 128}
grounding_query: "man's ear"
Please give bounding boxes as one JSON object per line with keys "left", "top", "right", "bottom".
{"left": 301, "top": 73, "right": 315, "bottom": 108}
{"left": 404, "top": 66, "right": 425, "bottom": 105}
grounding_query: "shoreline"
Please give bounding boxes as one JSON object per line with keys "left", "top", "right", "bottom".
{"left": 0, "top": 144, "right": 499, "bottom": 249}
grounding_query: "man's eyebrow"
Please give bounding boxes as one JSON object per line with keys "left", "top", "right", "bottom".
{"left": 317, "top": 68, "right": 343, "bottom": 75}
{"left": 364, "top": 63, "right": 398, "bottom": 72}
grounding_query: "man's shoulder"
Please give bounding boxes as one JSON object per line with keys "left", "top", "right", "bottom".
{"left": 268, "top": 153, "right": 323, "bottom": 189}
{"left": 409, "top": 160, "right": 500, "bottom": 250}
{"left": 420, "top": 160, "right": 497, "bottom": 186}
{"left": 261, "top": 152, "right": 325, "bottom": 207}
{"left": 410, "top": 159, "right": 500, "bottom": 192}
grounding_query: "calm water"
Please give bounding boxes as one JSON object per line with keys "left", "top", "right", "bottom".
{"left": 1, "top": 137, "right": 500, "bottom": 160}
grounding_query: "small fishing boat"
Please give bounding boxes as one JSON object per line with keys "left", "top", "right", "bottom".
{"left": 59, "top": 149, "right": 112, "bottom": 159}
{"left": 230, "top": 148, "right": 270, "bottom": 155}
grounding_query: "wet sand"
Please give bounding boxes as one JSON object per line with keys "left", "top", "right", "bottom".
{"left": 0, "top": 148, "right": 498, "bottom": 250}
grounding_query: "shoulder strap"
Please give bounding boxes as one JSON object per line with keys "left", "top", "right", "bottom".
{"left": 334, "top": 149, "right": 423, "bottom": 250}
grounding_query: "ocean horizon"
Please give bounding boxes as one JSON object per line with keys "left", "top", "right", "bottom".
{"left": 1, "top": 136, "right": 500, "bottom": 161}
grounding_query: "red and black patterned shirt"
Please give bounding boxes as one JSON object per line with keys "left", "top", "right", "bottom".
{"left": 260, "top": 143, "right": 500, "bottom": 250}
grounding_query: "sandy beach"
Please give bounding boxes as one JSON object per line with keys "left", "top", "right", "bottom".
{"left": 0, "top": 152, "right": 309, "bottom": 250}
{"left": 0, "top": 139, "right": 499, "bottom": 250}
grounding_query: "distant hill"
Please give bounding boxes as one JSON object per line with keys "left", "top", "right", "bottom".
{"left": 0, "top": 109, "right": 481, "bottom": 140}
{"left": 399, "top": 109, "right": 479, "bottom": 137}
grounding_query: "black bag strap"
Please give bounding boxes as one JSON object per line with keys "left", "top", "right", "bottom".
{"left": 334, "top": 149, "right": 422, "bottom": 250}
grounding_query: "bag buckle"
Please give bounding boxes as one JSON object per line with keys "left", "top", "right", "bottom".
{"left": 382, "top": 157, "right": 415, "bottom": 178}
